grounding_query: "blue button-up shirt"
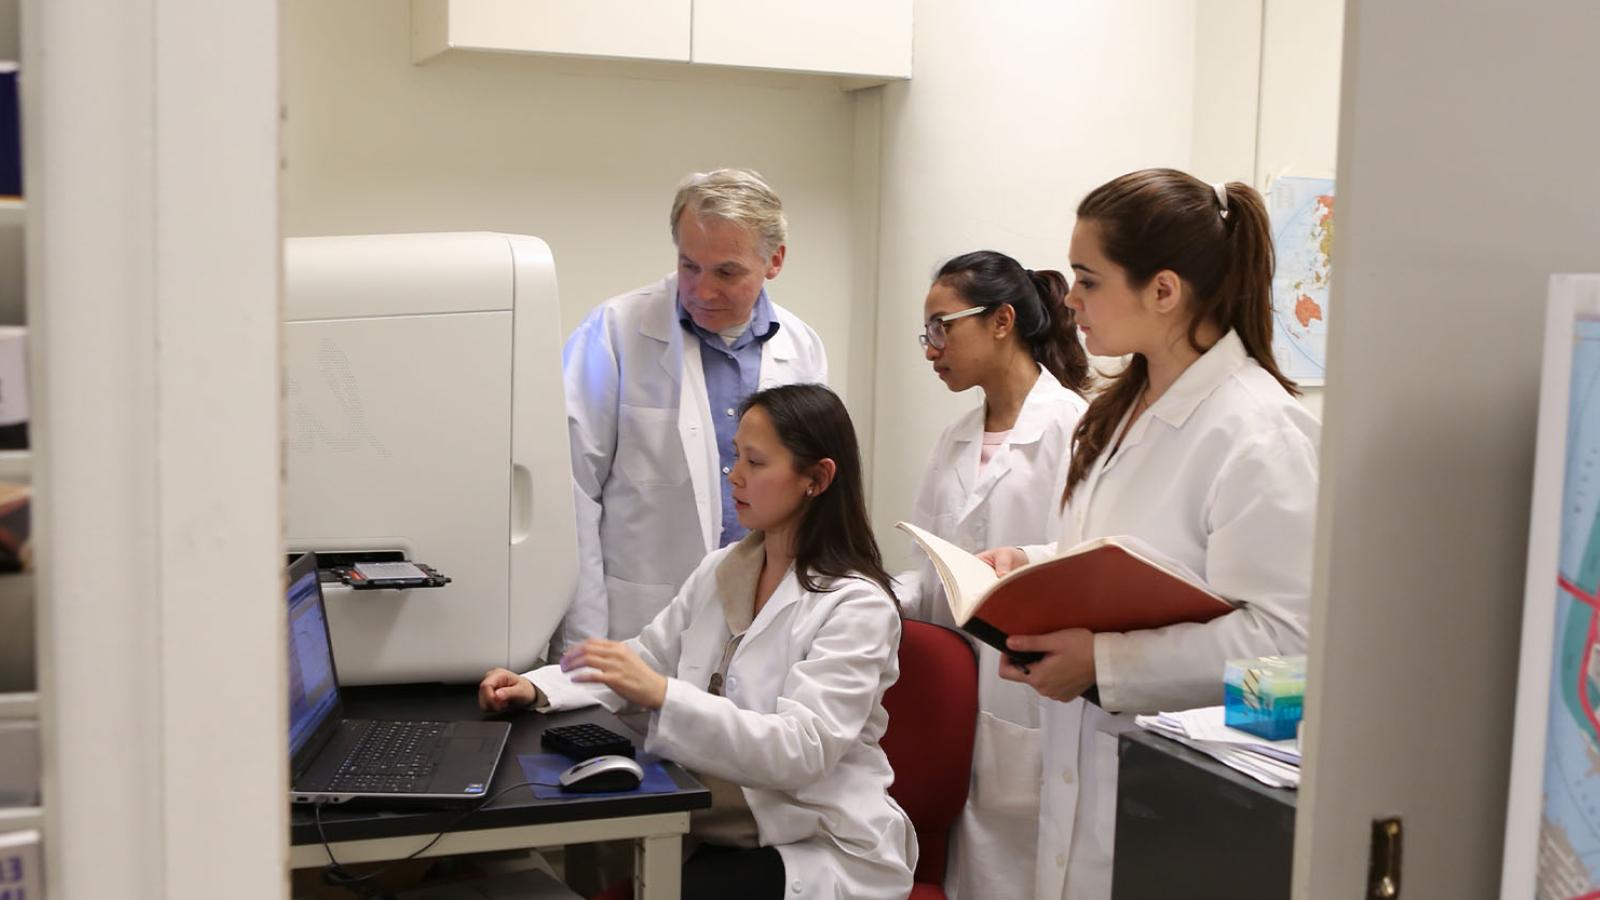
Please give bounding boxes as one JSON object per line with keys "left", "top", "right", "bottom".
{"left": 678, "top": 290, "right": 780, "bottom": 547}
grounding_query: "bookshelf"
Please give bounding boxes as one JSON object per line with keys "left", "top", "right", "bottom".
{"left": 0, "top": 1, "right": 35, "bottom": 884}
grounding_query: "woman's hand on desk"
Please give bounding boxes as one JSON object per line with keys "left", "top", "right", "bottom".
{"left": 562, "top": 639, "right": 668, "bottom": 711}
{"left": 999, "top": 628, "right": 1097, "bottom": 703}
{"left": 478, "top": 668, "right": 537, "bottom": 712}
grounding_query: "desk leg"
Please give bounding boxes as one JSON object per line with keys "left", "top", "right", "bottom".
{"left": 634, "top": 833, "right": 681, "bottom": 900}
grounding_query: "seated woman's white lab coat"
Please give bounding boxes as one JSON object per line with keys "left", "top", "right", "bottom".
{"left": 898, "top": 365, "right": 1085, "bottom": 900}
{"left": 525, "top": 538, "right": 917, "bottom": 900}
{"left": 1022, "top": 331, "right": 1320, "bottom": 900}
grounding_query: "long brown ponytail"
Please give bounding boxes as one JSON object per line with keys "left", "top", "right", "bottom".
{"left": 1063, "top": 169, "right": 1298, "bottom": 500}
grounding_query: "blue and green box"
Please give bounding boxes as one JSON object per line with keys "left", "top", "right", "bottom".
{"left": 1224, "top": 654, "right": 1305, "bottom": 741}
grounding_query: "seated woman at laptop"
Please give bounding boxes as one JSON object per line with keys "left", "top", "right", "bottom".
{"left": 478, "top": 383, "right": 915, "bottom": 900}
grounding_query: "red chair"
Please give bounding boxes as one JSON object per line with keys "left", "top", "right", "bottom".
{"left": 592, "top": 619, "right": 978, "bottom": 900}
{"left": 881, "top": 619, "right": 979, "bottom": 900}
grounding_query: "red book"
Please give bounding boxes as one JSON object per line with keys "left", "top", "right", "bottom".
{"left": 897, "top": 521, "right": 1234, "bottom": 663}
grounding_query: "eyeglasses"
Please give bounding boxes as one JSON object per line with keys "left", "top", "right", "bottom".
{"left": 918, "top": 305, "right": 989, "bottom": 350}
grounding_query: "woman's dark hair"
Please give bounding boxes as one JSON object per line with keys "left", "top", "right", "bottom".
{"left": 739, "top": 383, "right": 897, "bottom": 600}
{"left": 1064, "top": 168, "right": 1298, "bottom": 500}
{"left": 934, "top": 250, "right": 1090, "bottom": 394}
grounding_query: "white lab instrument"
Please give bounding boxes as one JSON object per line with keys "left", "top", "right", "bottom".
{"left": 285, "top": 232, "right": 577, "bottom": 684}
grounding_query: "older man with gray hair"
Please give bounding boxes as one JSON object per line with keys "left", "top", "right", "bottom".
{"left": 556, "top": 169, "right": 828, "bottom": 650}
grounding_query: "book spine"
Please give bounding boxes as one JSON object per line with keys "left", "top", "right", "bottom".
{"left": 963, "top": 616, "right": 1044, "bottom": 666}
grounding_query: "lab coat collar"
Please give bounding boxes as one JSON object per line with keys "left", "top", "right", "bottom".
{"left": 639, "top": 273, "right": 682, "bottom": 344}
{"left": 713, "top": 532, "right": 804, "bottom": 647}
{"left": 950, "top": 365, "right": 1063, "bottom": 446}
{"left": 742, "top": 555, "right": 803, "bottom": 646}
{"left": 638, "top": 274, "right": 687, "bottom": 385}
{"left": 1148, "top": 329, "right": 1249, "bottom": 429}
{"left": 714, "top": 532, "right": 766, "bottom": 634}
{"left": 947, "top": 366, "right": 1067, "bottom": 503}
{"left": 1011, "top": 365, "right": 1075, "bottom": 444}
{"left": 758, "top": 300, "right": 798, "bottom": 365}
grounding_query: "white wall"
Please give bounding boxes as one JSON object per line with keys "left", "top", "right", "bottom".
{"left": 1189, "top": 0, "right": 1262, "bottom": 187}
{"left": 1296, "top": 1, "right": 1600, "bottom": 896}
{"left": 283, "top": 0, "right": 875, "bottom": 412}
{"left": 1256, "top": 0, "right": 1343, "bottom": 186}
{"left": 869, "top": 0, "right": 1201, "bottom": 556}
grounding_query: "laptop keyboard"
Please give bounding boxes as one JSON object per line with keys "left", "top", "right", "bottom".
{"left": 326, "top": 720, "right": 448, "bottom": 794}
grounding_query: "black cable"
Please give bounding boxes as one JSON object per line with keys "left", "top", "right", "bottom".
{"left": 313, "top": 780, "right": 561, "bottom": 897}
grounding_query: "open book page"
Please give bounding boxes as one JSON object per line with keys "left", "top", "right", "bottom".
{"left": 897, "top": 521, "right": 1233, "bottom": 642}
{"left": 895, "top": 521, "right": 1000, "bottom": 624}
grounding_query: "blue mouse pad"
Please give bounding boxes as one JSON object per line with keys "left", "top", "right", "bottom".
{"left": 518, "top": 752, "right": 680, "bottom": 799}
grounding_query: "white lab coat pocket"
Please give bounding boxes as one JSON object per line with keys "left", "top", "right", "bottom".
{"left": 677, "top": 661, "right": 709, "bottom": 691}
{"left": 970, "top": 711, "right": 1044, "bottom": 816}
{"left": 615, "top": 404, "right": 689, "bottom": 486}
{"left": 603, "top": 574, "right": 677, "bottom": 643}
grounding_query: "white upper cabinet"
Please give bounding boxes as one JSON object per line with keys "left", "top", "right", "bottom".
{"left": 412, "top": 0, "right": 912, "bottom": 82}
{"left": 691, "top": 0, "right": 912, "bottom": 80}
{"left": 412, "top": 0, "right": 693, "bottom": 64}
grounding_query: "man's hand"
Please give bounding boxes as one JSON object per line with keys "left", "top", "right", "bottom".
{"left": 998, "top": 628, "right": 1096, "bottom": 703}
{"left": 561, "top": 639, "right": 669, "bottom": 711}
{"left": 478, "top": 667, "right": 536, "bottom": 712}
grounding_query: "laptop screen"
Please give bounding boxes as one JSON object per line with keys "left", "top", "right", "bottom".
{"left": 287, "top": 554, "right": 341, "bottom": 763}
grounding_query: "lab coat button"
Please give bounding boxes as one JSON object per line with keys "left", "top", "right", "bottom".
{"left": 791, "top": 880, "right": 803, "bottom": 893}
{"left": 1062, "top": 769, "right": 1074, "bottom": 785}
{"left": 1056, "top": 852, "right": 1066, "bottom": 867}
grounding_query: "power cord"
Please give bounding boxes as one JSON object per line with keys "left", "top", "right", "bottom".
{"left": 313, "top": 780, "right": 562, "bottom": 897}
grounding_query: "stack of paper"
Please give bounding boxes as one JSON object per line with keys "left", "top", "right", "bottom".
{"left": 1134, "top": 706, "right": 1301, "bottom": 789}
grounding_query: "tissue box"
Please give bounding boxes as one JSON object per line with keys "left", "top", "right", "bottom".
{"left": 1224, "top": 655, "right": 1305, "bottom": 741}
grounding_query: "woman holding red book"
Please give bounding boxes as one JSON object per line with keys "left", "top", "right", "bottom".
{"left": 980, "top": 169, "right": 1321, "bottom": 900}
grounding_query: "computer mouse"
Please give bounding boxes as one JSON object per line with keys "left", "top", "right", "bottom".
{"left": 558, "top": 754, "right": 644, "bottom": 793}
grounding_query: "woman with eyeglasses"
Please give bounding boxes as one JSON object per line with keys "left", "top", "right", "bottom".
{"left": 897, "top": 249, "right": 1090, "bottom": 900}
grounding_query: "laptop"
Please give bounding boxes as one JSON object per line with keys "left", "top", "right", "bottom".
{"left": 287, "top": 552, "right": 510, "bottom": 805}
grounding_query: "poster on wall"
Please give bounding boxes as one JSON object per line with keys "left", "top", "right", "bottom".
{"left": 1266, "top": 176, "right": 1335, "bottom": 386}
{"left": 1502, "top": 275, "right": 1600, "bottom": 899}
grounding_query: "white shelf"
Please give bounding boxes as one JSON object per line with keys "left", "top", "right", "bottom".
{"left": 0, "top": 198, "right": 20, "bottom": 229}
{"left": 0, "top": 449, "right": 27, "bottom": 483}
{"left": 0, "top": 691, "right": 34, "bottom": 720}
{"left": 0, "top": 806, "right": 41, "bottom": 833}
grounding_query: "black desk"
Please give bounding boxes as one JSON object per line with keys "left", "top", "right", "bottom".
{"left": 290, "top": 684, "right": 709, "bottom": 900}
{"left": 1111, "top": 729, "right": 1297, "bottom": 900}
